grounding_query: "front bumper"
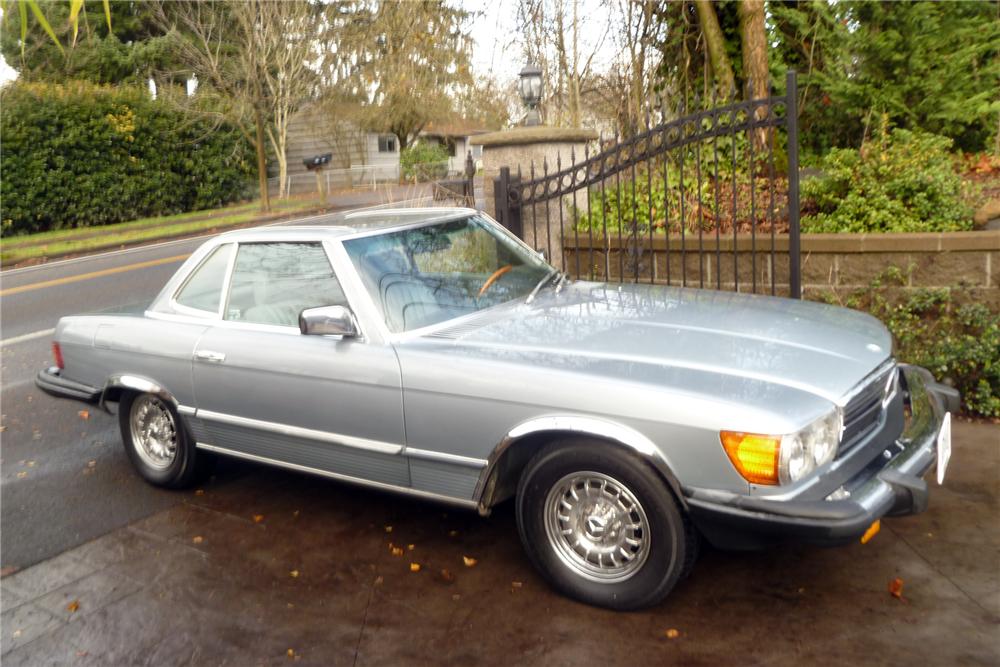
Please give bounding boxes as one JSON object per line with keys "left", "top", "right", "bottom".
{"left": 685, "top": 365, "right": 955, "bottom": 549}
{"left": 35, "top": 366, "right": 102, "bottom": 404}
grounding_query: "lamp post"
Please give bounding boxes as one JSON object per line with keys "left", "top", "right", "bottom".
{"left": 518, "top": 64, "right": 543, "bottom": 127}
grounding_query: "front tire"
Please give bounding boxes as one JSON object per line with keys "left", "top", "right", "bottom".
{"left": 118, "top": 392, "right": 210, "bottom": 489}
{"left": 516, "top": 439, "right": 693, "bottom": 610}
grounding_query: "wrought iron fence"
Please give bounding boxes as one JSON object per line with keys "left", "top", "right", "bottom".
{"left": 494, "top": 71, "right": 802, "bottom": 298}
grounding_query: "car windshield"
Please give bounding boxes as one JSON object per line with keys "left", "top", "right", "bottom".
{"left": 343, "top": 215, "right": 553, "bottom": 333}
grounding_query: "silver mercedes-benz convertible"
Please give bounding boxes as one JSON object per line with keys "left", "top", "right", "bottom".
{"left": 37, "top": 207, "right": 958, "bottom": 609}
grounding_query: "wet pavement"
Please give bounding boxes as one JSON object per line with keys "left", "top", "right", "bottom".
{"left": 2, "top": 420, "right": 998, "bottom": 666}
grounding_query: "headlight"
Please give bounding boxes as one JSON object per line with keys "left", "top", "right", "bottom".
{"left": 721, "top": 408, "right": 842, "bottom": 486}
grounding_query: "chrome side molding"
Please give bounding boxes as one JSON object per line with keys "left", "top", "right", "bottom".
{"left": 195, "top": 443, "right": 479, "bottom": 510}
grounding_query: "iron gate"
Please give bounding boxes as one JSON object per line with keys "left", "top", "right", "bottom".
{"left": 495, "top": 71, "right": 802, "bottom": 298}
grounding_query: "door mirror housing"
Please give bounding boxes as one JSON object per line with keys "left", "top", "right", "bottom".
{"left": 299, "top": 305, "right": 359, "bottom": 338}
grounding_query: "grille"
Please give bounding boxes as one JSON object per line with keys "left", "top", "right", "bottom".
{"left": 838, "top": 364, "right": 896, "bottom": 456}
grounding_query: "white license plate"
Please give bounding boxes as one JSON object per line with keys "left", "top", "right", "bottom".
{"left": 937, "top": 412, "right": 952, "bottom": 485}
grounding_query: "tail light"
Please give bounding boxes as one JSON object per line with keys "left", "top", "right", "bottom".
{"left": 52, "top": 342, "right": 65, "bottom": 370}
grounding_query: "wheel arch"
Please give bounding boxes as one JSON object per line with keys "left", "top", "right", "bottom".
{"left": 99, "top": 374, "right": 183, "bottom": 414}
{"left": 474, "top": 416, "right": 686, "bottom": 514}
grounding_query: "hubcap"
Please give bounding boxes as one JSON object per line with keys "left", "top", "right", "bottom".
{"left": 543, "top": 471, "right": 649, "bottom": 582}
{"left": 129, "top": 395, "right": 177, "bottom": 470}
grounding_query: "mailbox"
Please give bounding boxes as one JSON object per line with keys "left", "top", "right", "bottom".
{"left": 304, "top": 153, "right": 332, "bottom": 171}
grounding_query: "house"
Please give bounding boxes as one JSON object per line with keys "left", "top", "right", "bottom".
{"left": 277, "top": 106, "right": 489, "bottom": 195}
{"left": 277, "top": 105, "right": 401, "bottom": 195}
{"left": 418, "top": 121, "right": 488, "bottom": 173}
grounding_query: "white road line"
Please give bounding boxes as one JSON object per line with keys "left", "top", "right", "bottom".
{"left": 0, "top": 328, "right": 56, "bottom": 347}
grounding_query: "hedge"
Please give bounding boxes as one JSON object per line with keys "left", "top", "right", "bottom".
{"left": 1, "top": 81, "right": 253, "bottom": 237}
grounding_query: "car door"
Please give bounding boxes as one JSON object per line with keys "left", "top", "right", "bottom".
{"left": 190, "top": 240, "right": 409, "bottom": 487}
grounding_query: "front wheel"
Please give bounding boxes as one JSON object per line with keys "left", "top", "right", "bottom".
{"left": 516, "top": 439, "right": 694, "bottom": 610}
{"left": 118, "top": 392, "right": 211, "bottom": 489}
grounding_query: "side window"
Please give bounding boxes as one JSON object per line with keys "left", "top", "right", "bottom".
{"left": 174, "top": 244, "right": 233, "bottom": 315}
{"left": 225, "top": 243, "right": 347, "bottom": 327}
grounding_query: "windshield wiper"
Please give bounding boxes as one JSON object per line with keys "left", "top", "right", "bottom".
{"left": 525, "top": 268, "right": 560, "bottom": 305}
{"left": 554, "top": 271, "right": 569, "bottom": 294}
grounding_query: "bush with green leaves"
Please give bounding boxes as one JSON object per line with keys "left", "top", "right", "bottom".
{"left": 801, "top": 119, "right": 974, "bottom": 234}
{"left": 400, "top": 142, "right": 449, "bottom": 181}
{"left": 818, "top": 267, "right": 999, "bottom": 418}
{"left": 1, "top": 81, "right": 253, "bottom": 237}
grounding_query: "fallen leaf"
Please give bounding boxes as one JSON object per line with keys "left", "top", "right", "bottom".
{"left": 75, "top": 651, "right": 88, "bottom": 658}
{"left": 26, "top": 461, "right": 35, "bottom": 467}
{"left": 77, "top": 410, "right": 90, "bottom": 420}
{"left": 66, "top": 600, "right": 80, "bottom": 613}
{"left": 12, "top": 629, "right": 22, "bottom": 638}
{"left": 511, "top": 581, "right": 522, "bottom": 589}
{"left": 16, "top": 471, "right": 27, "bottom": 479}
{"left": 292, "top": 510, "right": 300, "bottom": 517}
{"left": 407, "top": 544, "right": 415, "bottom": 551}
{"left": 289, "top": 570, "right": 300, "bottom": 578}
{"left": 451, "top": 594, "right": 461, "bottom": 601}
{"left": 462, "top": 556, "right": 477, "bottom": 568}
{"left": 391, "top": 547, "right": 404, "bottom": 557}
{"left": 384, "top": 525, "right": 393, "bottom": 533}
{"left": 665, "top": 628, "right": 680, "bottom": 639}
{"left": 87, "top": 460, "right": 96, "bottom": 468}
{"left": 409, "top": 563, "right": 421, "bottom": 572}
{"left": 448, "top": 530, "right": 458, "bottom": 537}
{"left": 374, "top": 576, "right": 384, "bottom": 586}
{"left": 287, "top": 648, "right": 295, "bottom": 658}
{"left": 192, "top": 536, "right": 204, "bottom": 544}
{"left": 287, "top": 603, "right": 295, "bottom": 609}
{"left": 252, "top": 514, "right": 265, "bottom": 523}
{"left": 195, "top": 489, "right": 205, "bottom": 496}
{"left": 440, "top": 569, "right": 455, "bottom": 582}
{"left": 889, "top": 577, "right": 904, "bottom": 599}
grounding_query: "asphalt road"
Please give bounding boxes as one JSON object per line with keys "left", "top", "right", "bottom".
{"left": 0, "top": 204, "right": 402, "bottom": 571}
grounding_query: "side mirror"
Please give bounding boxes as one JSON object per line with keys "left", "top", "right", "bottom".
{"left": 299, "top": 305, "right": 359, "bottom": 338}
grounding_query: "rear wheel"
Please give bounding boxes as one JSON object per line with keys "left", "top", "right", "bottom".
{"left": 516, "top": 439, "right": 694, "bottom": 610}
{"left": 118, "top": 392, "right": 211, "bottom": 489}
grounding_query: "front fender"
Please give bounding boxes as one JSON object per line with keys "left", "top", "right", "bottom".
{"left": 474, "top": 414, "right": 686, "bottom": 512}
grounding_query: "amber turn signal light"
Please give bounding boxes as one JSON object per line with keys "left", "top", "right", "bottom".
{"left": 720, "top": 431, "right": 780, "bottom": 485}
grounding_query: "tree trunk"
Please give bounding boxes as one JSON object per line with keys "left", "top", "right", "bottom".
{"left": 738, "top": 0, "right": 769, "bottom": 100}
{"left": 694, "top": 0, "right": 735, "bottom": 96}
{"left": 738, "top": 0, "right": 770, "bottom": 150}
{"left": 254, "top": 105, "right": 271, "bottom": 213}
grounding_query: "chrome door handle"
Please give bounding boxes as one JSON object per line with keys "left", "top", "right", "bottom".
{"left": 195, "top": 350, "right": 226, "bottom": 363}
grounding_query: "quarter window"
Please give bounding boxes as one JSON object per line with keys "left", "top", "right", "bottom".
{"left": 224, "top": 243, "right": 347, "bottom": 327}
{"left": 174, "top": 244, "right": 233, "bottom": 315}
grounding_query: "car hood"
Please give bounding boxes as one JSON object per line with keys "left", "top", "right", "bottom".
{"left": 419, "top": 281, "right": 891, "bottom": 404}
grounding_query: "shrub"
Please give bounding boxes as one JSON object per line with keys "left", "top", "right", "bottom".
{"left": 801, "top": 118, "right": 974, "bottom": 233}
{"left": 400, "top": 142, "right": 450, "bottom": 181}
{"left": 816, "top": 267, "right": 999, "bottom": 418}
{"left": 0, "top": 81, "right": 253, "bottom": 237}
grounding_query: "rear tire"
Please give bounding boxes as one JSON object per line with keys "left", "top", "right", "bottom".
{"left": 118, "top": 392, "right": 211, "bottom": 489}
{"left": 516, "top": 439, "right": 694, "bottom": 610}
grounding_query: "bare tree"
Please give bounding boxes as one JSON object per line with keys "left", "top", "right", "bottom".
{"left": 233, "top": 0, "right": 320, "bottom": 198}
{"left": 515, "top": 0, "right": 606, "bottom": 129}
{"left": 153, "top": 0, "right": 320, "bottom": 210}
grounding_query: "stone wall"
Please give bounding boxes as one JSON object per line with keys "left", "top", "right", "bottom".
{"left": 562, "top": 230, "right": 1000, "bottom": 308}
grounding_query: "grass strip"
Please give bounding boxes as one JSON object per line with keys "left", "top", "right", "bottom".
{"left": 1, "top": 201, "right": 322, "bottom": 265}
{"left": 1, "top": 198, "right": 317, "bottom": 250}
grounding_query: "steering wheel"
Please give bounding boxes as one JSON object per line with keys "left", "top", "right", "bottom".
{"left": 477, "top": 264, "right": 513, "bottom": 297}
